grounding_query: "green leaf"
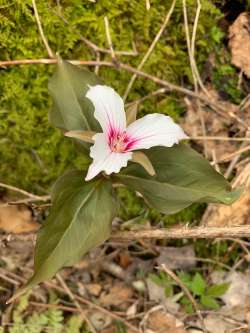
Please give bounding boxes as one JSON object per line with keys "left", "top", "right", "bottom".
{"left": 190, "top": 273, "right": 206, "bottom": 296}
{"left": 201, "top": 295, "right": 220, "bottom": 310}
{"left": 114, "top": 144, "right": 241, "bottom": 214}
{"left": 26, "top": 170, "right": 117, "bottom": 288}
{"left": 48, "top": 59, "right": 101, "bottom": 132}
{"left": 207, "top": 283, "right": 230, "bottom": 297}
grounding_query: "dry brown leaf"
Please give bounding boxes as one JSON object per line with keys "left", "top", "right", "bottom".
{"left": 229, "top": 12, "right": 250, "bottom": 77}
{"left": 203, "top": 191, "right": 250, "bottom": 227}
{"left": 147, "top": 310, "right": 187, "bottom": 333}
{"left": 156, "top": 245, "right": 196, "bottom": 270}
{"left": 204, "top": 314, "right": 236, "bottom": 333}
{"left": 0, "top": 204, "right": 40, "bottom": 234}
{"left": 85, "top": 283, "right": 102, "bottom": 296}
{"left": 100, "top": 283, "right": 133, "bottom": 307}
{"left": 202, "top": 164, "right": 250, "bottom": 226}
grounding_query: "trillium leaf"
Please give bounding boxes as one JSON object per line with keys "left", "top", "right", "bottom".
{"left": 26, "top": 170, "right": 117, "bottom": 289}
{"left": 114, "top": 144, "right": 241, "bottom": 215}
{"left": 48, "top": 59, "right": 101, "bottom": 132}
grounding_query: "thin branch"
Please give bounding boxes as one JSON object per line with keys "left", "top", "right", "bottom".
{"left": 123, "top": 0, "right": 177, "bottom": 101}
{"left": 104, "top": 16, "right": 116, "bottom": 60}
{"left": 160, "top": 264, "right": 207, "bottom": 333}
{"left": 0, "top": 182, "right": 49, "bottom": 201}
{"left": 56, "top": 273, "right": 97, "bottom": 333}
{"left": 2, "top": 226, "right": 250, "bottom": 244}
{"left": 183, "top": 0, "right": 208, "bottom": 157}
{"left": 190, "top": 136, "right": 250, "bottom": 142}
{"left": 50, "top": 7, "right": 137, "bottom": 57}
{"left": 111, "top": 226, "right": 250, "bottom": 240}
{"left": 32, "top": 0, "right": 54, "bottom": 58}
{"left": 0, "top": 58, "right": 247, "bottom": 127}
{"left": 213, "top": 144, "right": 250, "bottom": 164}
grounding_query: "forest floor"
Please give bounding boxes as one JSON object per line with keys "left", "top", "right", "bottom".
{"left": 1, "top": 1, "right": 250, "bottom": 332}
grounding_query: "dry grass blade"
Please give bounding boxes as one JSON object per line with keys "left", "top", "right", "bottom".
{"left": 32, "top": 0, "right": 54, "bottom": 58}
{"left": 123, "top": 0, "right": 177, "bottom": 101}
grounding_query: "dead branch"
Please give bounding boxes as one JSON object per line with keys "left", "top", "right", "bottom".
{"left": 111, "top": 225, "right": 250, "bottom": 240}
{"left": 1, "top": 226, "right": 250, "bottom": 245}
{"left": 0, "top": 57, "right": 246, "bottom": 128}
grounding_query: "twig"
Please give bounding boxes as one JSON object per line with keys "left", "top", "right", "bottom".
{"left": 32, "top": 0, "right": 54, "bottom": 58}
{"left": 123, "top": 0, "right": 177, "bottom": 101}
{"left": 29, "top": 301, "right": 81, "bottom": 313}
{"left": 212, "top": 144, "right": 250, "bottom": 164}
{"left": 190, "top": 136, "right": 250, "bottom": 142}
{"left": 160, "top": 264, "right": 207, "bottom": 333}
{"left": 145, "top": 0, "right": 150, "bottom": 10}
{"left": 111, "top": 226, "right": 250, "bottom": 240}
{"left": 183, "top": 0, "right": 208, "bottom": 157}
{"left": 2, "top": 226, "right": 250, "bottom": 245}
{"left": 224, "top": 130, "right": 250, "bottom": 179}
{"left": 104, "top": 16, "right": 116, "bottom": 60}
{"left": 2, "top": 267, "right": 139, "bottom": 333}
{"left": 56, "top": 273, "right": 97, "bottom": 333}
{"left": 125, "top": 88, "right": 169, "bottom": 107}
{"left": 0, "top": 182, "right": 49, "bottom": 201}
{"left": 46, "top": 281, "right": 139, "bottom": 332}
{"left": 50, "top": 7, "right": 137, "bottom": 57}
{"left": 0, "top": 58, "right": 247, "bottom": 127}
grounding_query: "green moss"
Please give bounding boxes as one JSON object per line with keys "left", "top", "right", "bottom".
{"left": 0, "top": 0, "right": 231, "bottom": 221}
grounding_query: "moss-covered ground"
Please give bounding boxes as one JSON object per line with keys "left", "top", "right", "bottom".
{"left": 0, "top": 0, "right": 247, "bottom": 223}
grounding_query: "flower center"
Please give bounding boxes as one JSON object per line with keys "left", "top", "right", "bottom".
{"left": 110, "top": 132, "right": 127, "bottom": 153}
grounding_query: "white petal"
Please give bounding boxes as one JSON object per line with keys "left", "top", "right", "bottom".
{"left": 85, "top": 133, "right": 132, "bottom": 181}
{"left": 126, "top": 114, "right": 188, "bottom": 150}
{"left": 86, "top": 85, "right": 126, "bottom": 137}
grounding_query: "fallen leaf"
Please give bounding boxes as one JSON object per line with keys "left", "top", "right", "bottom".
{"left": 221, "top": 272, "right": 250, "bottom": 308}
{"left": 202, "top": 164, "right": 250, "bottom": 226}
{"left": 229, "top": 12, "right": 250, "bottom": 77}
{"left": 147, "top": 310, "right": 187, "bottom": 333}
{"left": 204, "top": 314, "right": 237, "bottom": 333}
{"left": 156, "top": 245, "right": 196, "bottom": 270}
{"left": 89, "top": 311, "right": 111, "bottom": 331}
{"left": 100, "top": 283, "right": 133, "bottom": 307}
{"left": 85, "top": 283, "right": 102, "bottom": 296}
{"left": 0, "top": 204, "right": 40, "bottom": 234}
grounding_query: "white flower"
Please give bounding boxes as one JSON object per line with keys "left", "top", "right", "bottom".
{"left": 66, "top": 85, "right": 188, "bottom": 181}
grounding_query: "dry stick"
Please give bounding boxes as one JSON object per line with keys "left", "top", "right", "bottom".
{"left": 183, "top": 0, "right": 208, "bottom": 157}
{"left": 51, "top": 8, "right": 137, "bottom": 57}
{"left": 56, "top": 273, "right": 97, "bottom": 333}
{"left": 32, "top": 0, "right": 54, "bottom": 58}
{"left": 111, "top": 226, "right": 250, "bottom": 240}
{"left": 123, "top": 0, "right": 177, "bottom": 101}
{"left": 125, "top": 88, "right": 169, "bottom": 107}
{"left": 1, "top": 226, "right": 250, "bottom": 245}
{"left": 224, "top": 130, "right": 250, "bottom": 179}
{"left": 160, "top": 264, "right": 208, "bottom": 333}
{"left": 0, "top": 182, "right": 49, "bottom": 201}
{"left": 104, "top": 16, "right": 116, "bottom": 60}
{"left": 0, "top": 58, "right": 247, "bottom": 128}
{"left": 190, "top": 136, "right": 250, "bottom": 142}
{"left": 213, "top": 144, "right": 250, "bottom": 164}
{"left": 1, "top": 268, "right": 138, "bottom": 333}
{"left": 45, "top": 281, "right": 140, "bottom": 333}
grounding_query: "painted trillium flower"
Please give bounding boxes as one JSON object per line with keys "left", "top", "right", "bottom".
{"left": 66, "top": 85, "right": 188, "bottom": 181}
